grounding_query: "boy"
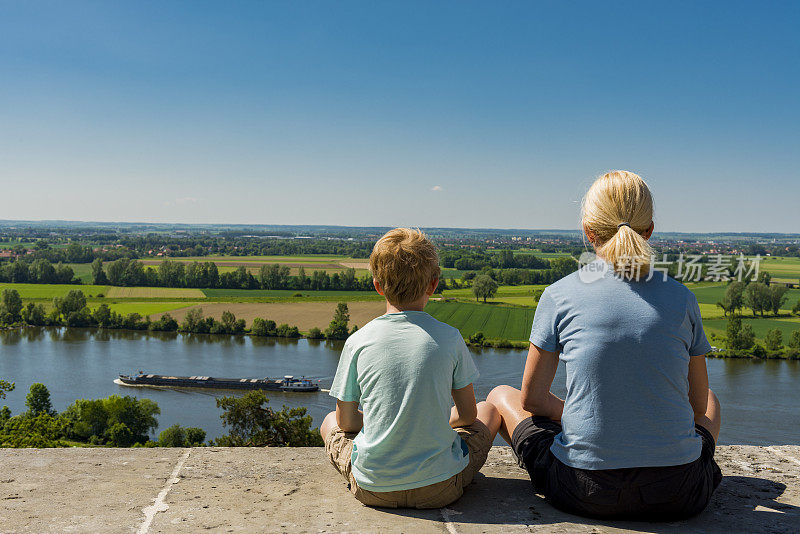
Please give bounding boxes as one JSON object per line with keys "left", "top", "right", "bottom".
{"left": 320, "top": 228, "right": 501, "bottom": 509}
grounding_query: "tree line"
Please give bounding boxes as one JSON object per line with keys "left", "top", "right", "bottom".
{"left": 0, "top": 288, "right": 357, "bottom": 342}
{"left": 0, "top": 382, "right": 321, "bottom": 448}
{"left": 91, "top": 258, "right": 375, "bottom": 291}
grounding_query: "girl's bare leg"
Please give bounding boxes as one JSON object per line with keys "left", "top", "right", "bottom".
{"left": 486, "top": 385, "right": 535, "bottom": 444}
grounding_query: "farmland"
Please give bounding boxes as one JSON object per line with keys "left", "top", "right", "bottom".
{"left": 442, "top": 284, "right": 547, "bottom": 306}
{"left": 165, "top": 301, "right": 387, "bottom": 331}
{"left": 760, "top": 256, "right": 800, "bottom": 283}
{"left": 105, "top": 287, "right": 206, "bottom": 299}
{"left": 2, "top": 271, "right": 799, "bottom": 346}
{"left": 0, "top": 283, "right": 109, "bottom": 299}
{"left": 425, "top": 301, "right": 536, "bottom": 341}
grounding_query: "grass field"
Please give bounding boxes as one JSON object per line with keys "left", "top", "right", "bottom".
{"left": 425, "top": 301, "right": 535, "bottom": 341}
{"left": 760, "top": 257, "right": 800, "bottom": 283}
{"left": 442, "top": 284, "right": 548, "bottom": 306}
{"left": 0, "top": 283, "right": 109, "bottom": 299}
{"left": 105, "top": 287, "right": 207, "bottom": 299}
{"left": 703, "top": 316, "right": 800, "bottom": 341}
{"left": 691, "top": 283, "right": 800, "bottom": 311}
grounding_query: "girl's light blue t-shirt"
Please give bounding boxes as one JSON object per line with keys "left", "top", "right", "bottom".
{"left": 531, "top": 260, "right": 711, "bottom": 470}
{"left": 330, "top": 311, "right": 479, "bottom": 492}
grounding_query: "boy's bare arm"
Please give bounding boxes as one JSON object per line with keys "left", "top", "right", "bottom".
{"left": 521, "top": 343, "right": 564, "bottom": 421}
{"left": 336, "top": 400, "right": 363, "bottom": 433}
{"left": 450, "top": 383, "right": 478, "bottom": 428}
{"left": 688, "top": 354, "right": 709, "bottom": 420}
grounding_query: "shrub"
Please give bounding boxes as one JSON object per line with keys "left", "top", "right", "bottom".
{"left": 158, "top": 424, "right": 207, "bottom": 447}
{"left": 276, "top": 324, "right": 300, "bottom": 338}
{"left": 0, "top": 414, "right": 64, "bottom": 448}
{"left": 765, "top": 329, "right": 783, "bottom": 351}
{"left": 307, "top": 327, "right": 323, "bottom": 339}
{"left": 468, "top": 331, "right": 485, "bottom": 346}
{"left": 211, "top": 391, "right": 323, "bottom": 447}
{"left": 788, "top": 330, "right": 800, "bottom": 349}
{"left": 250, "top": 317, "right": 277, "bottom": 337}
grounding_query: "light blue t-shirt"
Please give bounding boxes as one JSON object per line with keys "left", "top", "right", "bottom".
{"left": 329, "top": 311, "right": 479, "bottom": 492}
{"left": 530, "top": 260, "right": 711, "bottom": 470}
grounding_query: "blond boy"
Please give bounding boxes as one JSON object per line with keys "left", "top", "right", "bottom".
{"left": 320, "top": 228, "right": 501, "bottom": 508}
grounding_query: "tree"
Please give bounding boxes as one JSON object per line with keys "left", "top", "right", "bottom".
{"left": 25, "top": 383, "right": 56, "bottom": 417}
{"left": 789, "top": 330, "right": 800, "bottom": 349}
{"left": 0, "top": 413, "right": 63, "bottom": 447}
{"left": 767, "top": 286, "right": 789, "bottom": 316}
{"left": 91, "top": 258, "right": 108, "bottom": 285}
{"left": 251, "top": 317, "right": 277, "bottom": 337}
{"left": 0, "top": 289, "right": 23, "bottom": 323}
{"left": 794, "top": 299, "right": 800, "bottom": 316}
{"left": 60, "top": 395, "right": 160, "bottom": 445}
{"left": 764, "top": 329, "right": 783, "bottom": 351}
{"left": 150, "top": 313, "right": 178, "bottom": 332}
{"left": 726, "top": 316, "right": 755, "bottom": 350}
{"left": 92, "top": 304, "right": 113, "bottom": 327}
{"left": 743, "top": 282, "right": 770, "bottom": 317}
{"left": 211, "top": 391, "right": 322, "bottom": 447}
{"left": 472, "top": 275, "right": 498, "bottom": 302}
{"left": 180, "top": 308, "right": 206, "bottom": 333}
{"left": 53, "top": 290, "right": 87, "bottom": 317}
{"left": 21, "top": 302, "right": 47, "bottom": 325}
{"left": 716, "top": 281, "right": 745, "bottom": 317}
{"left": 325, "top": 303, "right": 350, "bottom": 340}
{"left": 158, "top": 424, "right": 206, "bottom": 447}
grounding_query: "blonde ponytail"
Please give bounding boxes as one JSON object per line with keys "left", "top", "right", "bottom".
{"left": 581, "top": 171, "right": 654, "bottom": 280}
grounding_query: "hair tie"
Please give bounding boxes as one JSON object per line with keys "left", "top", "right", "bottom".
{"left": 617, "top": 222, "right": 631, "bottom": 229}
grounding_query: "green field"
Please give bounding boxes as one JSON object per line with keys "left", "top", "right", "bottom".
{"left": 0, "top": 283, "right": 109, "bottom": 299}
{"left": 691, "top": 283, "right": 800, "bottom": 311}
{"left": 65, "top": 263, "right": 94, "bottom": 283}
{"left": 442, "top": 284, "right": 548, "bottom": 306}
{"left": 703, "top": 316, "right": 800, "bottom": 342}
{"left": 425, "top": 301, "right": 535, "bottom": 341}
{"left": 760, "top": 256, "right": 800, "bottom": 282}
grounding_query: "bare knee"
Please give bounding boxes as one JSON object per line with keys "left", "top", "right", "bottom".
{"left": 319, "top": 410, "right": 337, "bottom": 439}
{"left": 487, "top": 385, "right": 518, "bottom": 407}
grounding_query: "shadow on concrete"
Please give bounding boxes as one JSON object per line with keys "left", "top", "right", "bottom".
{"left": 369, "top": 474, "right": 800, "bottom": 533}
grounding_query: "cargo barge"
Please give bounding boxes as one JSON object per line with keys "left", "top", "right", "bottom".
{"left": 116, "top": 372, "right": 319, "bottom": 392}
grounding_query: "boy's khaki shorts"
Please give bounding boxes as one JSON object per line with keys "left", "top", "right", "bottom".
{"left": 323, "top": 421, "right": 492, "bottom": 509}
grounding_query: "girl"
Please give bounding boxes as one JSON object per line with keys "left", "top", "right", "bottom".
{"left": 488, "top": 171, "right": 722, "bottom": 520}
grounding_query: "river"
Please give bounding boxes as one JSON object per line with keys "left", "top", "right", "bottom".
{"left": 1, "top": 327, "right": 798, "bottom": 445}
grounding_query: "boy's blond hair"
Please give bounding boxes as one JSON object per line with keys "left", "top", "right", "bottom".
{"left": 369, "top": 228, "right": 440, "bottom": 306}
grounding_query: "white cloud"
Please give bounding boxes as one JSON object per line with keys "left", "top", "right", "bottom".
{"left": 431, "top": 185, "right": 443, "bottom": 192}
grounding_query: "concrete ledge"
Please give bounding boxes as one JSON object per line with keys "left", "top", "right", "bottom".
{"left": 1, "top": 446, "right": 799, "bottom": 533}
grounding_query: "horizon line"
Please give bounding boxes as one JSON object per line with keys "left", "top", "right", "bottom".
{"left": 1, "top": 218, "right": 799, "bottom": 238}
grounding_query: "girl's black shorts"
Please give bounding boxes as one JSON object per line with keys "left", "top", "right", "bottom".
{"left": 511, "top": 417, "right": 723, "bottom": 520}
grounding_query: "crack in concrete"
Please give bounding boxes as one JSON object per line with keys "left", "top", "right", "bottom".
{"left": 137, "top": 448, "right": 191, "bottom": 534}
{"left": 440, "top": 507, "right": 461, "bottom": 534}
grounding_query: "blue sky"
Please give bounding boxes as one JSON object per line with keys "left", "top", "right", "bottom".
{"left": 1, "top": 1, "right": 797, "bottom": 232}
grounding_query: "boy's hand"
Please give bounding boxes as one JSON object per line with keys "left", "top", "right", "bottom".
{"left": 450, "top": 384, "right": 478, "bottom": 428}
